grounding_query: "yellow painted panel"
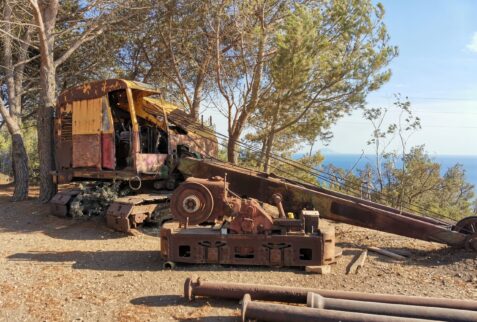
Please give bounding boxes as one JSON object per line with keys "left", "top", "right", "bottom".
{"left": 135, "top": 102, "right": 167, "bottom": 131}
{"left": 143, "top": 97, "right": 179, "bottom": 114}
{"left": 72, "top": 98, "right": 102, "bottom": 135}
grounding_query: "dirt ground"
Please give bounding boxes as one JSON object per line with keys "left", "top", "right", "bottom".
{"left": 0, "top": 185, "right": 476, "bottom": 322}
{"left": 0, "top": 174, "right": 12, "bottom": 185}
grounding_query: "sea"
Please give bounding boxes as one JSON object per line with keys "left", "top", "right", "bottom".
{"left": 319, "top": 154, "right": 477, "bottom": 191}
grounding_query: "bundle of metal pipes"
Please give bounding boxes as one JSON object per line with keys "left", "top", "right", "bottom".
{"left": 184, "top": 277, "right": 477, "bottom": 322}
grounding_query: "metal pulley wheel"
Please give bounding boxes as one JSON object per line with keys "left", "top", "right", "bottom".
{"left": 453, "top": 216, "right": 477, "bottom": 251}
{"left": 170, "top": 181, "right": 214, "bottom": 225}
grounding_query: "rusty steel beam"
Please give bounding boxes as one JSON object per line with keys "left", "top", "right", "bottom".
{"left": 241, "top": 294, "right": 439, "bottom": 322}
{"left": 307, "top": 292, "right": 477, "bottom": 322}
{"left": 184, "top": 278, "right": 477, "bottom": 311}
{"left": 178, "top": 157, "right": 468, "bottom": 248}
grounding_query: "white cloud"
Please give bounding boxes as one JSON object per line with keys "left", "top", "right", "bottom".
{"left": 466, "top": 32, "right": 477, "bottom": 53}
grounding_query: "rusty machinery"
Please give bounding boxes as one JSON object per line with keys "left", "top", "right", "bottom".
{"left": 50, "top": 79, "right": 477, "bottom": 269}
{"left": 159, "top": 157, "right": 477, "bottom": 267}
{"left": 160, "top": 176, "right": 335, "bottom": 267}
{"left": 183, "top": 277, "right": 477, "bottom": 321}
{"left": 171, "top": 157, "right": 477, "bottom": 251}
{"left": 49, "top": 79, "right": 217, "bottom": 229}
{"left": 183, "top": 278, "right": 477, "bottom": 321}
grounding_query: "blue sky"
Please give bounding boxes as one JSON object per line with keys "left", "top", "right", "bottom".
{"left": 321, "top": 0, "right": 477, "bottom": 155}
{"left": 204, "top": 0, "right": 477, "bottom": 155}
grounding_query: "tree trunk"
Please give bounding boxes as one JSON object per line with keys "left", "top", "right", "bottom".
{"left": 0, "top": 99, "right": 29, "bottom": 201}
{"left": 37, "top": 100, "right": 57, "bottom": 202}
{"left": 225, "top": 17, "right": 267, "bottom": 164}
{"left": 263, "top": 102, "right": 280, "bottom": 173}
{"left": 30, "top": 0, "right": 59, "bottom": 202}
{"left": 190, "top": 81, "right": 202, "bottom": 120}
{"left": 190, "top": 53, "right": 212, "bottom": 120}
{"left": 37, "top": 61, "right": 57, "bottom": 202}
{"left": 11, "top": 133, "right": 29, "bottom": 201}
{"left": 256, "top": 136, "right": 268, "bottom": 169}
{"left": 263, "top": 131, "right": 275, "bottom": 174}
{"left": 1, "top": 2, "right": 30, "bottom": 200}
{"left": 227, "top": 131, "right": 240, "bottom": 164}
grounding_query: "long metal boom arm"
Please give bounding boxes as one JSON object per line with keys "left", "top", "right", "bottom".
{"left": 178, "top": 157, "right": 467, "bottom": 248}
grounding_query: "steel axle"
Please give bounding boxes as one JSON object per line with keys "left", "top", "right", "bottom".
{"left": 241, "top": 294, "right": 439, "bottom": 322}
{"left": 184, "top": 277, "right": 477, "bottom": 311}
{"left": 307, "top": 292, "right": 477, "bottom": 322}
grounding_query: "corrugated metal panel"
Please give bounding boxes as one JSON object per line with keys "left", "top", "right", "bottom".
{"left": 72, "top": 98, "right": 103, "bottom": 168}
{"left": 72, "top": 98, "right": 102, "bottom": 135}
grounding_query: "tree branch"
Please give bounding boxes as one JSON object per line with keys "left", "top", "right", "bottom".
{"left": 54, "top": 27, "right": 104, "bottom": 68}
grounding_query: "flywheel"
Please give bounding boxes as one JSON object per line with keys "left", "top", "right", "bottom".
{"left": 170, "top": 181, "right": 214, "bottom": 225}
{"left": 453, "top": 216, "right": 477, "bottom": 251}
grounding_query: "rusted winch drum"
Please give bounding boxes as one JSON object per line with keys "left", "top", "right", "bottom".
{"left": 170, "top": 177, "right": 228, "bottom": 225}
{"left": 452, "top": 216, "right": 477, "bottom": 251}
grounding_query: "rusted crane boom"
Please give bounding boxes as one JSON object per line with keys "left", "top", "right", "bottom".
{"left": 177, "top": 157, "right": 475, "bottom": 250}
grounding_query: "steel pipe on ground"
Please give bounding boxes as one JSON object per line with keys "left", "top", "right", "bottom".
{"left": 184, "top": 277, "right": 477, "bottom": 311}
{"left": 307, "top": 292, "right": 477, "bottom": 322}
{"left": 241, "top": 294, "right": 441, "bottom": 322}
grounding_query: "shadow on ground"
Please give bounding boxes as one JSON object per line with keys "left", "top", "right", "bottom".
{"left": 131, "top": 295, "right": 185, "bottom": 307}
{"left": 7, "top": 250, "right": 310, "bottom": 274}
{"left": 175, "top": 317, "right": 238, "bottom": 322}
{"left": 0, "top": 194, "right": 125, "bottom": 241}
{"left": 130, "top": 295, "right": 239, "bottom": 322}
{"left": 8, "top": 250, "right": 163, "bottom": 271}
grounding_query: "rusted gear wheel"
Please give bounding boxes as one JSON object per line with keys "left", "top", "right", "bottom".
{"left": 453, "top": 216, "right": 477, "bottom": 251}
{"left": 465, "top": 234, "right": 477, "bottom": 251}
{"left": 170, "top": 182, "right": 214, "bottom": 225}
{"left": 454, "top": 216, "right": 477, "bottom": 234}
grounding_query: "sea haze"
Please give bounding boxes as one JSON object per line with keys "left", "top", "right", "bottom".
{"left": 318, "top": 154, "right": 477, "bottom": 191}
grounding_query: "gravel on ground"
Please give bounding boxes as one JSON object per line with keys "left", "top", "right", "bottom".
{"left": 0, "top": 186, "right": 476, "bottom": 321}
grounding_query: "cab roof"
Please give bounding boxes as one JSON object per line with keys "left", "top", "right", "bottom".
{"left": 57, "top": 79, "right": 161, "bottom": 106}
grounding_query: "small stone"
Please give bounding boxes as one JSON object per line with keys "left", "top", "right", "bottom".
{"left": 305, "top": 265, "right": 331, "bottom": 274}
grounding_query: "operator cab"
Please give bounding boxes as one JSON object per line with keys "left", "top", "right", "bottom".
{"left": 53, "top": 79, "right": 217, "bottom": 184}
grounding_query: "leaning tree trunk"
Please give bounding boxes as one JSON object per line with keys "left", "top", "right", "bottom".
{"left": 11, "top": 133, "right": 29, "bottom": 201}
{"left": 226, "top": 30, "right": 266, "bottom": 165}
{"left": 0, "top": 100, "right": 29, "bottom": 201}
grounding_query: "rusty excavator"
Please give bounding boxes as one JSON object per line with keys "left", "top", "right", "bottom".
{"left": 50, "top": 79, "right": 477, "bottom": 268}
